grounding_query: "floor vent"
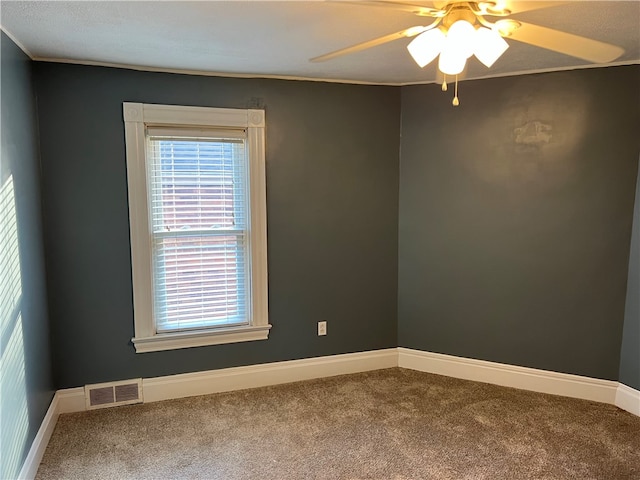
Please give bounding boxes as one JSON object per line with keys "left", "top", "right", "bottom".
{"left": 84, "top": 379, "right": 143, "bottom": 410}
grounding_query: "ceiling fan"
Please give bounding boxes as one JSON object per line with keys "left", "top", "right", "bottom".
{"left": 311, "top": 1, "right": 625, "bottom": 105}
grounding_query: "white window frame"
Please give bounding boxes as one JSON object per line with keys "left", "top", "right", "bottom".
{"left": 123, "top": 103, "right": 270, "bottom": 353}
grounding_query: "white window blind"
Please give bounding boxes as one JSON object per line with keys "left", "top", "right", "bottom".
{"left": 147, "top": 128, "right": 250, "bottom": 333}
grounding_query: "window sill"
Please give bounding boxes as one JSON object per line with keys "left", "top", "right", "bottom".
{"left": 132, "top": 324, "right": 272, "bottom": 353}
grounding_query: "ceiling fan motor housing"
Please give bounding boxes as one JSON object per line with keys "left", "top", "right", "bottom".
{"left": 442, "top": 4, "right": 480, "bottom": 29}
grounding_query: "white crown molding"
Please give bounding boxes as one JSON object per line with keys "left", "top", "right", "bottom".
{"left": 29, "top": 57, "right": 640, "bottom": 87}
{"left": 0, "top": 26, "right": 34, "bottom": 59}
{"left": 30, "top": 57, "right": 391, "bottom": 86}
{"left": 395, "top": 59, "right": 640, "bottom": 86}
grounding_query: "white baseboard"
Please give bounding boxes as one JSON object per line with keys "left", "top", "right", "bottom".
{"left": 48, "top": 349, "right": 637, "bottom": 413}
{"left": 143, "top": 348, "right": 398, "bottom": 403}
{"left": 55, "top": 349, "right": 399, "bottom": 412}
{"left": 17, "top": 394, "right": 59, "bottom": 480}
{"left": 398, "top": 347, "right": 619, "bottom": 404}
{"left": 56, "top": 387, "right": 85, "bottom": 414}
{"left": 615, "top": 383, "right": 640, "bottom": 416}
{"left": 20, "top": 347, "right": 639, "bottom": 479}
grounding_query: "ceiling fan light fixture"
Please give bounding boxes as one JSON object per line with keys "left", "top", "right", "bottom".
{"left": 407, "top": 28, "right": 446, "bottom": 68}
{"left": 474, "top": 27, "right": 509, "bottom": 67}
{"left": 445, "top": 20, "right": 476, "bottom": 59}
{"left": 438, "top": 46, "right": 466, "bottom": 76}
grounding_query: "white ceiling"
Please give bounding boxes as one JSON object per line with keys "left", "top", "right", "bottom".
{"left": 1, "top": 1, "right": 639, "bottom": 85}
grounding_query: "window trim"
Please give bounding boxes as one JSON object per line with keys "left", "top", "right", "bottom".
{"left": 123, "top": 103, "right": 270, "bottom": 353}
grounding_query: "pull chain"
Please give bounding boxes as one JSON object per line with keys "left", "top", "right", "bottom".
{"left": 441, "top": 74, "right": 448, "bottom": 92}
{"left": 452, "top": 75, "right": 460, "bottom": 106}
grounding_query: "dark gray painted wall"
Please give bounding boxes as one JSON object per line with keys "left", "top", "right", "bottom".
{"left": 398, "top": 66, "right": 640, "bottom": 380}
{"left": 33, "top": 63, "right": 400, "bottom": 388}
{"left": 620, "top": 160, "right": 640, "bottom": 389}
{"left": 0, "top": 33, "right": 54, "bottom": 478}
{"left": 27, "top": 60, "right": 640, "bottom": 390}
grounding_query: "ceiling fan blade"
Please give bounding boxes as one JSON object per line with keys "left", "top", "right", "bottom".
{"left": 310, "top": 26, "right": 430, "bottom": 62}
{"left": 329, "top": 1, "right": 445, "bottom": 17}
{"left": 498, "top": 1, "right": 567, "bottom": 15}
{"left": 506, "top": 21, "right": 624, "bottom": 63}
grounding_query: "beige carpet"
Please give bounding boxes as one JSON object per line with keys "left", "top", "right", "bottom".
{"left": 36, "top": 368, "right": 640, "bottom": 479}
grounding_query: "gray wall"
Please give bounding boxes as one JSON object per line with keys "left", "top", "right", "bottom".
{"left": 0, "top": 33, "right": 54, "bottom": 478}
{"left": 398, "top": 66, "right": 640, "bottom": 380}
{"left": 33, "top": 63, "right": 400, "bottom": 388}
{"left": 27, "top": 60, "right": 640, "bottom": 391}
{"left": 620, "top": 160, "right": 640, "bottom": 389}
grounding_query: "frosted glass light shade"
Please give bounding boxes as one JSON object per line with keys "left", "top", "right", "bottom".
{"left": 407, "top": 29, "right": 446, "bottom": 68}
{"left": 438, "top": 46, "right": 466, "bottom": 75}
{"left": 446, "top": 20, "right": 476, "bottom": 59}
{"left": 474, "top": 27, "right": 509, "bottom": 67}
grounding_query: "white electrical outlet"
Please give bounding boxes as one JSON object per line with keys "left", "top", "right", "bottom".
{"left": 318, "top": 321, "right": 327, "bottom": 336}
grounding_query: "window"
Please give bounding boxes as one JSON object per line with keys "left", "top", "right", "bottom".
{"left": 123, "top": 103, "right": 269, "bottom": 353}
